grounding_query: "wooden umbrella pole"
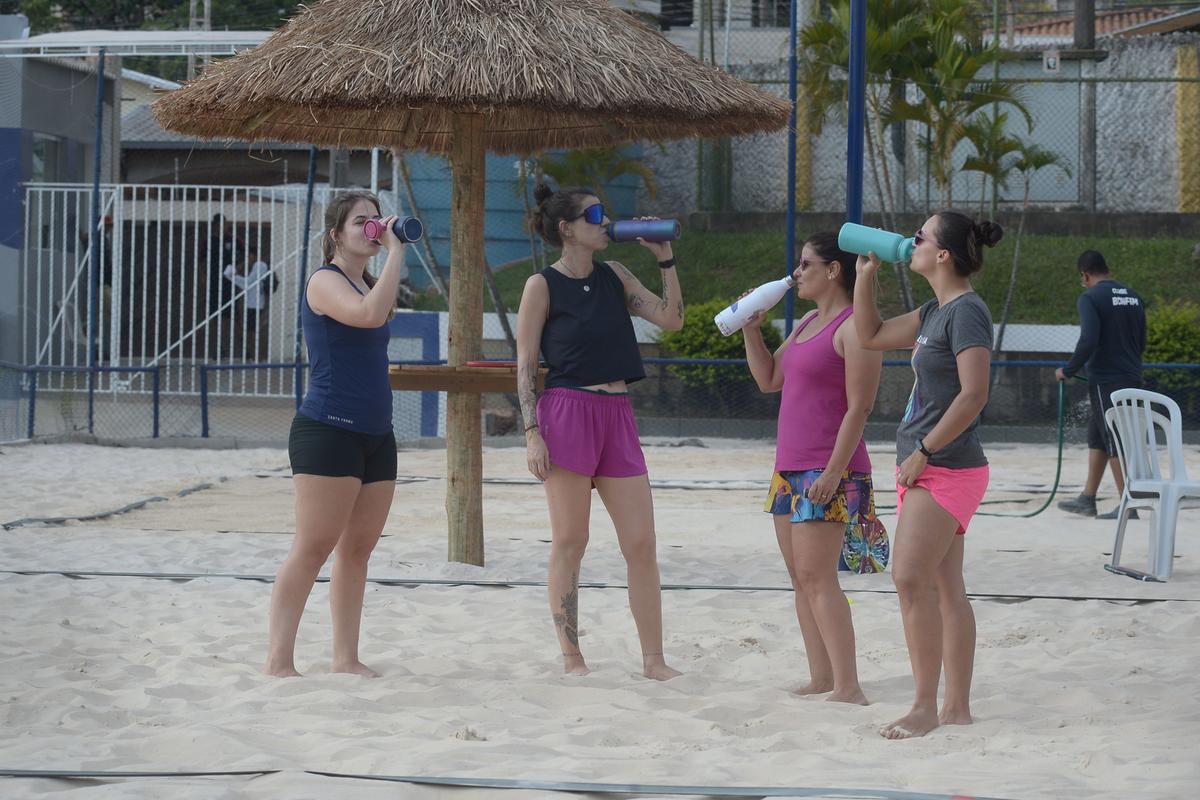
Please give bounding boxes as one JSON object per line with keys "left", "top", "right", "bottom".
{"left": 446, "top": 112, "right": 487, "bottom": 565}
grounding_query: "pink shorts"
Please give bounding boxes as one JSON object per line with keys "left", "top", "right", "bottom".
{"left": 537, "top": 388, "right": 647, "bottom": 478}
{"left": 895, "top": 464, "right": 990, "bottom": 535}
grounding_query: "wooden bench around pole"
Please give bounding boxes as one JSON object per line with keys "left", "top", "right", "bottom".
{"left": 388, "top": 364, "right": 546, "bottom": 394}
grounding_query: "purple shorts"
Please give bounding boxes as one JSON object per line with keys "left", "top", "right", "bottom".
{"left": 537, "top": 388, "right": 647, "bottom": 478}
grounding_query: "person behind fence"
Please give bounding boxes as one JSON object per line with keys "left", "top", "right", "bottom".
{"left": 77, "top": 215, "right": 115, "bottom": 353}
{"left": 223, "top": 244, "right": 276, "bottom": 361}
{"left": 515, "top": 185, "right": 685, "bottom": 681}
{"left": 264, "top": 191, "right": 406, "bottom": 678}
{"left": 740, "top": 231, "right": 883, "bottom": 705}
{"left": 854, "top": 210, "right": 1002, "bottom": 739}
{"left": 208, "top": 214, "right": 240, "bottom": 320}
{"left": 1053, "top": 250, "right": 1146, "bottom": 520}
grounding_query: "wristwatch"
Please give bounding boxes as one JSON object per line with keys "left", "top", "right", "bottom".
{"left": 917, "top": 439, "right": 935, "bottom": 458}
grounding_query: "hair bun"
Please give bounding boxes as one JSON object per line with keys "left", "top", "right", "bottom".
{"left": 975, "top": 220, "right": 1004, "bottom": 248}
{"left": 533, "top": 184, "right": 554, "bottom": 206}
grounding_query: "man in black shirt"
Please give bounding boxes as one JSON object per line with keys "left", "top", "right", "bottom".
{"left": 1054, "top": 250, "right": 1146, "bottom": 519}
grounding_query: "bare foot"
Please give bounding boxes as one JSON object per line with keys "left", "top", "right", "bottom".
{"left": 789, "top": 680, "right": 834, "bottom": 697}
{"left": 643, "top": 662, "right": 683, "bottom": 681}
{"left": 563, "top": 653, "right": 591, "bottom": 676}
{"left": 939, "top": 707, "right": 972, "bottom": 726}
{"left": 263, "top": 660, "right": 301, "bottom": 678}
{"left": 879, "top": 708, "right": 940, "bottom": 740}
{"left": 826, "top": 687, "right": 869, "bottom": 706}
{"left": 332, "top": 660, "right": 381, "bottom": 678}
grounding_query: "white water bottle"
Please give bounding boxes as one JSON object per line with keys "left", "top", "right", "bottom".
{"left": 713, "top": 276, "right": 796, "bottom": 336}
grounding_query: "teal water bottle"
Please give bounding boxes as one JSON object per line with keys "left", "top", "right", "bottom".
{"left": 838, "top": 222, "right": 915, "bottom": 262}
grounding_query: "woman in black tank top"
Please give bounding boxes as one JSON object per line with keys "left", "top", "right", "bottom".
{"left": 515, "top": 185, "right": 686, "bottom": 681}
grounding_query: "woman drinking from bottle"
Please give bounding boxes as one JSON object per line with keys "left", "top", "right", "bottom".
{"left": 264, "top": 191, "right": 405, "bottom": 678}
{"left": 515, "top": 185, "right": 684, "bottom": 680}
{"left": 742, "top": 231, "right": 883, "bottom": 705}
{"left": 853, "top": 211, "right": 1002, "bottom": 738}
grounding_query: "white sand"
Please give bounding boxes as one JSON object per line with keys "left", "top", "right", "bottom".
{"left": 1, "top": 440, "right": 1198, "bottom": 799}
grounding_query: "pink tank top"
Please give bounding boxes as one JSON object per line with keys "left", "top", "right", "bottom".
{"left": 774, "top": 306, "right": 871, "bottom": 474}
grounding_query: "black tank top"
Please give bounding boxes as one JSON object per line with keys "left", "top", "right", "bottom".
{"left": 540, "top": 261, "right": 645, "bottom": 389}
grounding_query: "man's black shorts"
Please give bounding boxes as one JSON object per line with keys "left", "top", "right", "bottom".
{"left": 288, "top": 414, "right": 397, "bottom": 484}
{"left": 1088, "top": 380, "right": 1142, "bottom": 456}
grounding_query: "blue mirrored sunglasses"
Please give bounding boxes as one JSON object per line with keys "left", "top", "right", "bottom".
{"left": 573, "top": 203, "right": 605, "bottom": 225}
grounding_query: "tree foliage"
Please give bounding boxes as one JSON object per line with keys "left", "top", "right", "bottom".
{"left": 1144, "top": 299, "right": 1200, "bottom": 400}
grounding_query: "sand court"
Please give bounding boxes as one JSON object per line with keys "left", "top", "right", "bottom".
{"left": 2, "top": 441, "right": 1199, "bottom": 799}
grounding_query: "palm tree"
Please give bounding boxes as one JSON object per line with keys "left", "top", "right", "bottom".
{"left": 960, "top": 111, "right": 1022, "bottom": 215}
{"left": 887, "top": 0, "right": 1029, "bottom": 207}
{"left": 539, "top": 145, "right": 660, "bottom": 206}
{"left": 798, "top": 0, "right": 927, "bottom": 310}
{"left": 993, "top": 142, "right": 1072, "bottom": 359}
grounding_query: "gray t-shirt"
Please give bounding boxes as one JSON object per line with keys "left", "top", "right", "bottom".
{"left": 896, "top": 292, "right": 993, "bottom": 468}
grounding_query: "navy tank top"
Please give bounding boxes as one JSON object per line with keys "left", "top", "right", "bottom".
{"left": 540, "top": 260, "right": 645, "bottom": 389}
{"left": 298, "top": 265, "right": 392, "bottom": 434}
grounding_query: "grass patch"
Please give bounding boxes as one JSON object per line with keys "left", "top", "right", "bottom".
{"left": 410, "top": 229, "right": 1199, "bottom": 324}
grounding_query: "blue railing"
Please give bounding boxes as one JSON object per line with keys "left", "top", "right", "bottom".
{"left": 3, "top": 358, "right": 1198, "bottom": 442}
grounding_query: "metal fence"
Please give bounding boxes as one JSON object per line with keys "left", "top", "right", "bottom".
{"left": 635, "top": 3, "right": 1200, "bottom": 216}
{"left": 4, "top": 358, "right": 1197, "bottom": 446}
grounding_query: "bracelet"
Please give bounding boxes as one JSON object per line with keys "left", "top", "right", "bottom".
{"left": 657, "top": 257, "right": 676, "bottom": 269}
{"left": 917, "top": 439, "right": 934, "bottom": 458}
{"left": 524, "top": 423, "right": 539, "bottom": 433}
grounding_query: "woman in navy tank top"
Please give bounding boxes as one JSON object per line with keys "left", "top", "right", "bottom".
{"left": 515, "top": 185, "right": 685, "bottom": 680}
{"left": 264, "top": 192, "right": 406, "bottom": 678}
{"left": 742, "top": 231, "right": 883, "bottom": 707}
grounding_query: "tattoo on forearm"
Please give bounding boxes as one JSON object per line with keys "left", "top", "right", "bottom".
{"left": 518, "top": 362, "right": 539, "bottom": 429}
{"left": 552, "top": 571, "right": 580, "bottom": 646}
{"left": 676, "top": 300, "right": 685, "bottom": 320}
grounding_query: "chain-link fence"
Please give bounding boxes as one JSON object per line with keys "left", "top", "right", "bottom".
{"left": 6, "top": 356, "right": 1196, "bottom": 446}
{"left": 5, "top": 3, "right": 1197, "bottom": 446}
{"left": 629, "top": 5, "right": 1200, "bottom": 217}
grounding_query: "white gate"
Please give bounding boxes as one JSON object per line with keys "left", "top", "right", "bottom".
{"left": 21, "top": 182, "right": 338, "bottom": 397}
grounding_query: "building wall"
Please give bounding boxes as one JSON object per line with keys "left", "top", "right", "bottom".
{"left": 0, "top": 15, "right": 119, "bottom": 362}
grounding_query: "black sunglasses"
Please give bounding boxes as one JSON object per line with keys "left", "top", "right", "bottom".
{"left": 914, "top": 229, "right": 942, "bottom": 249}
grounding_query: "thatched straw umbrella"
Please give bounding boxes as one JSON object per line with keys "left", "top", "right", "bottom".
{"left": 154, "top": 0, "right": 790, "bottom": 566}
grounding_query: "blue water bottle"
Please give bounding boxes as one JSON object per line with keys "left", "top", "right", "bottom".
{"left": 608, "top": 219, "right": 681, "bottom": 242}
{"left": 838, "top": 222, "right": 915, "bottom": 262}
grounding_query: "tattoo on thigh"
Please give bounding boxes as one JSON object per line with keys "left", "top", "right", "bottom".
{"left": 552, "top": 571, "right": 580, "bottom": 646}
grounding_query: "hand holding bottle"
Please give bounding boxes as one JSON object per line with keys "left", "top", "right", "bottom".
{"left": 738, "top": 290, "right": 766, "bottom": 332}
{"left": 628, "top": 216, "right": 673, "bottom": 261}
{"left": 856, "top": 251, "right": 880, "bottom": 280}
{"left": 714, "top": 276, "right": 795, "bottom": 336}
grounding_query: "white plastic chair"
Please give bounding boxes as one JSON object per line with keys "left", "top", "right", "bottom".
{"left": 1103, "top": 388, "right": 1200, "bottom": 581}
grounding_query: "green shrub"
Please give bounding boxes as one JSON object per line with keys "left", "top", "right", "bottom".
{"left": 658, "top": 298, "right": 783, "bottom": 395}
{"left": 1144, "top": 298, "right": 1200, "bottom": 399}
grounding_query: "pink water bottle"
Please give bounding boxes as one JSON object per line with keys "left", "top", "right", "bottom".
{"left": 364, "top": 216, "right": 423, "bottom": 243}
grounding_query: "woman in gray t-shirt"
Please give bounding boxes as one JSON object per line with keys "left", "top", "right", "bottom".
{"left": 852, "top": 210, "right": 1003, "bottom": 740}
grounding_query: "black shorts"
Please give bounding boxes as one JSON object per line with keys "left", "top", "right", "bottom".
{"left": 288, "top": 414, "right": 397, "bottom": 484}
{"left": 1088, "top": 380, "right": 1141, "bottom": 456}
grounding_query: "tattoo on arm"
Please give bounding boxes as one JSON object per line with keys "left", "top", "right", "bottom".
{"left": 551, "top": 571, "right": 580, "bottom": 646}
{"left": 518, "top": 361, "right": 539, "bottom": 429}
{"left": 626, "top": 293, "right": 645, "bottom": 313}
{"left": 676, "top": 300, "right": 684, "bottom": 320}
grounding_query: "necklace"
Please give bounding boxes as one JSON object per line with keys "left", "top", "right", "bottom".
{"left": 556, "top": 260, "right": 592, "bottom": 291}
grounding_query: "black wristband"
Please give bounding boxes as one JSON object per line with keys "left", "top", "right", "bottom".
{"left": 917, "top": 439, "right": 934, "bottom": 458}
{"left": 657, "top": 257, "right": 676, "bottom": 269}
{"left": 524, "top": 423, "right": 539, "bottom": 433}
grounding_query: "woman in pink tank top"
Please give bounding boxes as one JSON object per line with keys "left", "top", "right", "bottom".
{"left": 741, "top": 231, "right": 884, "bottom": 705}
